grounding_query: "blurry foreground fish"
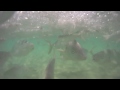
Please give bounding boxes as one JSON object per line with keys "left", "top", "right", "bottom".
{"left": 11, "top": 40, "right": 34, "bottom": 57}
{"left": 44, "top": 58, "right": 55, "bottom": 79}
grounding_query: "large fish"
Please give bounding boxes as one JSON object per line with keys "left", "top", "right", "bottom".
{"left": 2, "top": 58, "right": 56, "bottom": 79}
{"left": 11, "top": 40, "right": 34, "bottom": 57}
{"left": 0, "top": 11, "right": 16, "bottom": 25}
{"left": 0, "top": 51, "right": 11, "bottom": 77}
{"left": 0, "top": 38, "right": 5, "bottom": 44}
{"left": 58, "top": 39, "right": 87, "bottom": 61}
{"left": 0, "top": 51, "right": 11, "bottom": 63}
{"left": 46, "top": 38, "right": 87, "bottom": 61}
{"left": 2, "top": 64, "right": 38, "bottom": 79}
{"left": 0, "top": 23, "right": 20, "bottom": 38}
{"left": 44, "top": 58, "right": 55, "bottom": 79}
{"left": 45, "top": 32, "right": 87, "bottom": 53}
{"left": 92, "top": 49, "right": 119, "bottom": 63}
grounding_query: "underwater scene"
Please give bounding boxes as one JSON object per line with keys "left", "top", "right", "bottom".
{"left": 0, "top": 11, "right": 120, "bottom": 79}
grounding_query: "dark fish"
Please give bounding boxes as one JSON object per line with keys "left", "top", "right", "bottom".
{"left": 11, "top": 40, "right": 34, "bottom": 57}
{"left": 58, "top": 34, "right": 74, "bottom": 39}
{"left": 0, "top": 51, "right": 11, "bottom": 64}
{"left": 92, "top": 50, "right": 107, "bottom": 61}
{"left": 0, "top": 23, "right": 20, "bottom": 38}
{"left": 3, "top": 65, "right": 38, "bottom": 79}
{"left": 0, "top": 38, "right": 5, "bottom": 43}
{"left": 58, "top": 29, "right": 88, "bottom": 41}
{"left": 92, "top": 49, "right": 117, "bottom": 62}
{"left": 0, "top": 51, "right": 11, "bottom": 75}
{"left": 18, "top": 40, "right": 28, "bottom": 44}
{"left": 103, "top": 31, "right": 120, "bottom": 43}
{"left": 63, "top": 39, "right": 87, "bottom": 60}
{"left": 47, "top": 39, "right": 87, "bottom": 61}
{"left": 0, "top": 11, "right": 16, "bottom": 25}
{"left": 113, "top": 76, "right": 120, "bottom": 79}
{"left": 113, "top": 50, "right": 120, "bottom": 64}
{"left": 57, "top": 33, "right": 85, "bottom": 43}
{"left": 3, "top": 65, "right": 24, "bottom": 79}
{"left": 45, "top": 58, "right": 55, "bottom": 79}
{"left": 45, "top": 33, "right": 85, "bottom": 54}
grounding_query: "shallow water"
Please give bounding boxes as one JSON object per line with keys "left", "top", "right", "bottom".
{"left": 0, "top": 11, "right": 120, "bottom": 79}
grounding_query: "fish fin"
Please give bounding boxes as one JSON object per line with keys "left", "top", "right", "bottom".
{"left": 44, "top": 39, "right": 54, "bottom": 54}
{"left": 44, "top": 39, "right": 58, "bottom": 54}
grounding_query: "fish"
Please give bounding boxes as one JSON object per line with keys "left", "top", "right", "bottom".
{"left": 57, "top": 33, "right": 86, "bottom": 42}
{"left": 2, "top": 64, "right": 38, "bottom": 79}
{"left": 0, "top": 11, "right": 16, "bottom": 25}
{"left": 0, "top": 38, "right": 5, "bottom": 44}
{"left": 113, "top": 50, "right": 120, "bottom": 64}
{"left": 58, "top": 39, "right": 87, "bottom": 61}
{"left": 2, "top": 58, "right": 56, "bottom": 79}
{"left": 92, "top": 50, "right": 108, "bottom": 62}
{"left": 45, "top": 32, "right": 87, "bottom": 54}
{"left": 44, "top": 31, "right": 88, "bottom": 61}
{"left": 44, "top": 58, "right": 55, "bottom": 79}
{"left": 46, "top": 38, "right": 87, "bottom": 61}
{"left": 93, "top": 50, "right": 111, "bottom": 61}
{"left": 11, "top": 40, "right": 34, "bottom": 57}
{"left": 92, "top": 49, "right": 118, "bottom": 63}
{"left": 46, "top": 35, "right": 87, "bottom": 60}
{"left": 0, "top": 51, "right": 11, "bottom": 76}
{"left": 0, "top": 23, "right": 20, "bottom": 38}
{"left": 103, "top": 31, "right": 120, "bottom": 43}
{"left": 0, "top": 51, "right": 11, "bottom": 64}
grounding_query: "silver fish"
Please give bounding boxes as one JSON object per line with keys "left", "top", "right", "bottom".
{"left": 103, "top": 31, "right": 120, "bottom": 43}
{"left": 92, "top": 49, "right": 119, "bottom": 64}
{"left": 45, "top": 32, "right": 86, "bottom": 54}
{"left": 46, "top": 38, "right": 87, "bottom": 61}
{"left": 0, "top": 11, "right": 16, "bottom": 25}
{"left": 58, "top": 39, "right": 87, "bottom": 61}
{"left": 44, "top": 58, "right": 55, "bottom": 79}
{"left": 11, "top": 40, "right": 34, "bottom": 57}
{"left": 0, "top": 51, "right": 11, "bottom": 74}
{"left": 2, "top": 65, "right": 38, "bottom": 79}
{"left": 0, "top": 38, "right": 5, "bottom": 44}
{"left": 0, "top": 51, "right": 11, "bottom": 63}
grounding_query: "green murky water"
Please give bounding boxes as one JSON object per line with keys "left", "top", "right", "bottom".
{"left": 0, "top": 11, "right": 120, "bottom": 79}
